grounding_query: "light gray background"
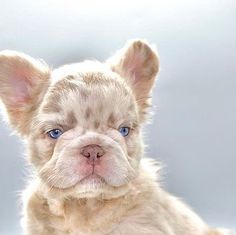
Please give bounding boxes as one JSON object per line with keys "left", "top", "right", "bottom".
{"left": 0, "top": 0, "right": 235, "bottom": 234}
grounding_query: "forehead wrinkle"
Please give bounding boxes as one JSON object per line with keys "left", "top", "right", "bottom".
{"left": 35, "top": 112, "right": 62, "bottom": 122}
{"left": 32, "top": 110, "right": 75, "bottom": 132}
{"left": 45, "top": 69, "right": 137, "bottom": 121}
{"left": 41, "top": 80, "right": 80, "bottom": 114}
{"left": 49, "top": 79, "right": 85, "bottom": 104}
{"left": 41, "top": 99, "right": 62, "bottom": 114}
{"left": 53, "top": 79, "right": 94, "bottom": 108}
{"left": 32, "top": 119, "right": 61, "bottom": 133}
{"left": 52, "top": 70, "right": 133, "bottom": 103}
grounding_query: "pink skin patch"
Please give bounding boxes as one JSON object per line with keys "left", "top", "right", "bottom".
{"left": 74, "top": 156, "right": 109, "bottom": 183}
{"left": 9, "top": 74, "right": 30, "bottom": 104}
{"left": 74, "top": 145, "right": 107, "bottom": 182}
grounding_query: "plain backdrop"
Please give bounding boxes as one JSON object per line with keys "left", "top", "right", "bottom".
{"left": 0, "top": 0, "right": 235, "bottom": 234}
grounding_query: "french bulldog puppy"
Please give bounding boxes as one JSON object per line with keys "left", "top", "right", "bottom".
{"left": 0, "top": 40, "right": 232, "bottom": 235}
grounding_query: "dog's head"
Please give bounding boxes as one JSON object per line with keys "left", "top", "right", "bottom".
{"left": 0, "top": 40, "right": 159, "bottom": 198}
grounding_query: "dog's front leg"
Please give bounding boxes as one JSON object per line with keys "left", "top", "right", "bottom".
{"left": 22, "top": 192, "right": 66, "bottom": 235}
{"left": 22, "top": 209, "right": 60, "bottom": 235}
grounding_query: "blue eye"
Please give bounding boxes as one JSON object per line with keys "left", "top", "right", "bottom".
{"left": 47, "top": 129, "right": 63, "bottom": 139}
{"left": 119, "top": 127, "right": 130, "bottom": 137}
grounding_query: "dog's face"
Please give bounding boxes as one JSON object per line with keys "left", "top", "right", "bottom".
{"left": 0, "top": 40, "right": 159, "bottom": 197}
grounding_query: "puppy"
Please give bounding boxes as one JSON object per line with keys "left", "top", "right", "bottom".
{"left": 0, "top": 40, "right": 232, "bottom": 235}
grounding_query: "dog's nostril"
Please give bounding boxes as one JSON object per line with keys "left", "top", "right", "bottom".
{"left": 81, "top": 145, "right": 105, "bottom": 160}
{"left": 97, "top": 151, "right": 103, "bottom": 158}
{"left": 84, "top": 152, "right": 90, "bottom": 158}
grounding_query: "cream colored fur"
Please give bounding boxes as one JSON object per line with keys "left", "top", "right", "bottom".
{"left": 0, "top": 40, "right": 233, "bottom": 235}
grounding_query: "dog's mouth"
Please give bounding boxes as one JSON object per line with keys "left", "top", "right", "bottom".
{"left": 80, "top": 173, "right": 105, "bottom": 185}
{"left": 43, "top": 173, "right": 106, "bottom": 193}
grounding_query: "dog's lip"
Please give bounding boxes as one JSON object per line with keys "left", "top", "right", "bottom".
{"left": 43, "top": 174, "right": 105, "bottom": 191}
{"left": 80, "top": 173, "right": 105, "bottom": 183}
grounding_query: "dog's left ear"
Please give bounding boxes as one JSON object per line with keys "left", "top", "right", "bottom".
{"left": 107, "top": 40, "right": 160, "bottom": 121}
{"left": 0, "top": 50, "right": 50, "bottom": 135}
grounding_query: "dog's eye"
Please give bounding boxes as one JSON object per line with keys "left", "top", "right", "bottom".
{"left": 119, "top": 127, "right": 130, "bottom": 137}
{"left": 47, "top": 129, "right": 63, "bottom": 139}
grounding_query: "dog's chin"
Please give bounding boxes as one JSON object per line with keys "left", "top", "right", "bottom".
{"left": 73, "top": 175, "right": 132, "bottom": 199}
{"left": 73, "top": 174, "right": 110, "bottom": 198}
{"left": 78, "top": 174, "right": 107, "bottom": 191}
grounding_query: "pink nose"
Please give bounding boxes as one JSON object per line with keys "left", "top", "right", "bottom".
{"left": 81, "top": 145, "right": 105, "bottom": 162}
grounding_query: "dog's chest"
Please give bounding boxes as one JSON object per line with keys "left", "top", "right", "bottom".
{"left": 49, "top": 198, "right": 121, "bottom": 235}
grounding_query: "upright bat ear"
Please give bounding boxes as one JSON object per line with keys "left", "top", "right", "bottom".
{"left": 107, "top": 40, "right": 160, "bottom": 121}
{"left": 0, "top": 50, "right": 50, "bottom": 135}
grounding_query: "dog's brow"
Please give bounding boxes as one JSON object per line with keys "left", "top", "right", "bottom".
{"left": 107, "top": 113, "right": 116, "bottom": 125}
{"left": 32, "top": 120, "right": 63, "bottom": 132}
{"left": 120, "top": 119, "right": 139, "bottom": 128}
{"left": 41, "top": 102, "right": 62, "bottom": 114}
{"left": 66, "top": 111, "right": 77, "bottom": 127}
{"left": 33, "top": 113, "right": 76, "bottom": 132}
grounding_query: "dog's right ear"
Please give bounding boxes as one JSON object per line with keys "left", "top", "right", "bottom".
{"left": 0, "top": 50, "right": 50, "bottom": 135}
{"left": 107, "top": 40, "right": 160, "bottom": 122}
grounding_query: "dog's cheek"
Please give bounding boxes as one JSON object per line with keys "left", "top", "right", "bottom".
{"left": 39, "top": 145, "right": 91, "bottom": 188}
{"left": 92, "top": 144, "right": 135, "bottom": 186}
{"left": 125, "top": 131, "right": 143, "bottom": 169}
{"left": 39, "top": 154, "right": 82, "bottom": 189}
{"left": 106, "top": 128, "right": 142, "bottom": 162}
{"left": 127, "top": 131, "right": 142, "bottom": 156}
{"left": 27, "top": 134, "right": 56, "bottom": 169}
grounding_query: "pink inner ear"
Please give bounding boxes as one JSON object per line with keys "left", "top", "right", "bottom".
{"left": 125, "top": 51, "right": 144, "bottom": 84}
{"left": 9, "top": 74, "right": 30, "bottom": 104}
